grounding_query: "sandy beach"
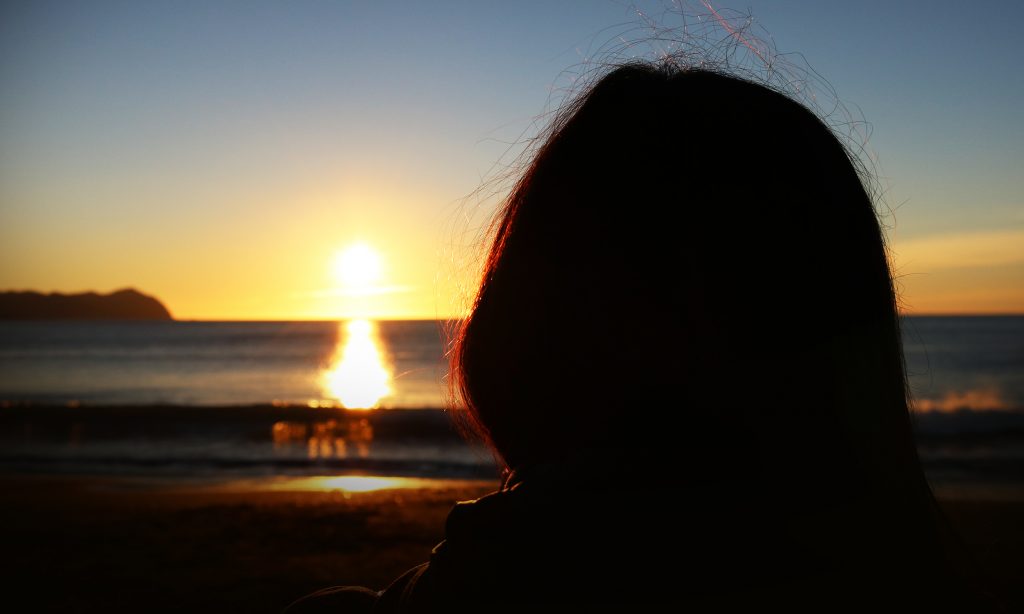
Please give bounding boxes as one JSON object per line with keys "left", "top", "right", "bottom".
{"left": 0, "top": 474, "right": 1019, "bottom": 612}
{"left": 0, "top": 474, "right": 496, "bottom": 613}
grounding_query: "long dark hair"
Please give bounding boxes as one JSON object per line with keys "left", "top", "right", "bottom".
{"left": 451, "top": 61, "right": 963, "bottom": 582}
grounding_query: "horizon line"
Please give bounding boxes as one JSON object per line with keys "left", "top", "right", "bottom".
{"left": 167, "top": 312, "right": 1024, "bottom": 322}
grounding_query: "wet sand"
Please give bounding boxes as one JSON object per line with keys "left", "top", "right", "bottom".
{"left": 0, "top": 475, "right": 1020, "bottom": 613}
{"left": 0, "top": 475, "right": 497, "bottom": 613}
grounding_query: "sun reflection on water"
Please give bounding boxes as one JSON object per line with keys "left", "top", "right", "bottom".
{"left": 279, "top": 476, "right": 411, "bottom": 492}
{"left": 222, "top": 476, "right": 495, "bottom": 494}
{"left": 321, "top": 319, "right": 392, "bottom": 409}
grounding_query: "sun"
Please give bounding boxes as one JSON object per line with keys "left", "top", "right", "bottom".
{"left": 333, "top": 243, "right": 382, "bottom": 288}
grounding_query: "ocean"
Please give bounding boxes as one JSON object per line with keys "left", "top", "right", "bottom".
{"left": 0, "top": 320, "right": 449, "bottom": 408}
{"left": 1, "top": 316, "right": 1022, "bottom": 486}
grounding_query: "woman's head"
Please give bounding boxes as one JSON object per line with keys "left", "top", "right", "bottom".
{"left": 452, "top": 63, "right": 915, "bottom": 498}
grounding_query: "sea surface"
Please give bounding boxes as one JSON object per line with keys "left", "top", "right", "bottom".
{"left": 2, "top": 317, "right": 1022, "bottom": 410}
{"left": 0, "top": 320, "right": 449, "bottom": 408}
{"left": 0, "top": 316, "right": 1022, "bottom": 486}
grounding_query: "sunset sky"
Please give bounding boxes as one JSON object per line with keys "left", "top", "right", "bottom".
{"left": 2, "top": 1, "right": 1021, "bottom": 319}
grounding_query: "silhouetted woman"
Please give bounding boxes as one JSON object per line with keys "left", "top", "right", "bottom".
{"left": 287, "top": 63, "right": 992, "bottom": 612}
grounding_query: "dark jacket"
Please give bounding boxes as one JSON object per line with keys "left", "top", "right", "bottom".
{"left": 376, "top": 470, "right": 830, "bottom": 610}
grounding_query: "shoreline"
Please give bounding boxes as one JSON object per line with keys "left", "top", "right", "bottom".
{"left": 2, "top": 404, "right": 1021, "bottom": 488}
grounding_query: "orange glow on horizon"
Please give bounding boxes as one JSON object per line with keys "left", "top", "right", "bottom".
{"left": 892, "top": 229, "right": 1024, "bottom": 315}
{"left": 321, "top": 319, "right": 392, "bottom": 409}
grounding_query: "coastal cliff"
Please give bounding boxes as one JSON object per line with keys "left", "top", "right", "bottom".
{"left": 0, "top": 288, "right": 173, "bottom": 320}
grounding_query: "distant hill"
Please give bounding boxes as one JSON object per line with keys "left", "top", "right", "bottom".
{"left": 0, "top": 289, "right": 173, "bottom": 320}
